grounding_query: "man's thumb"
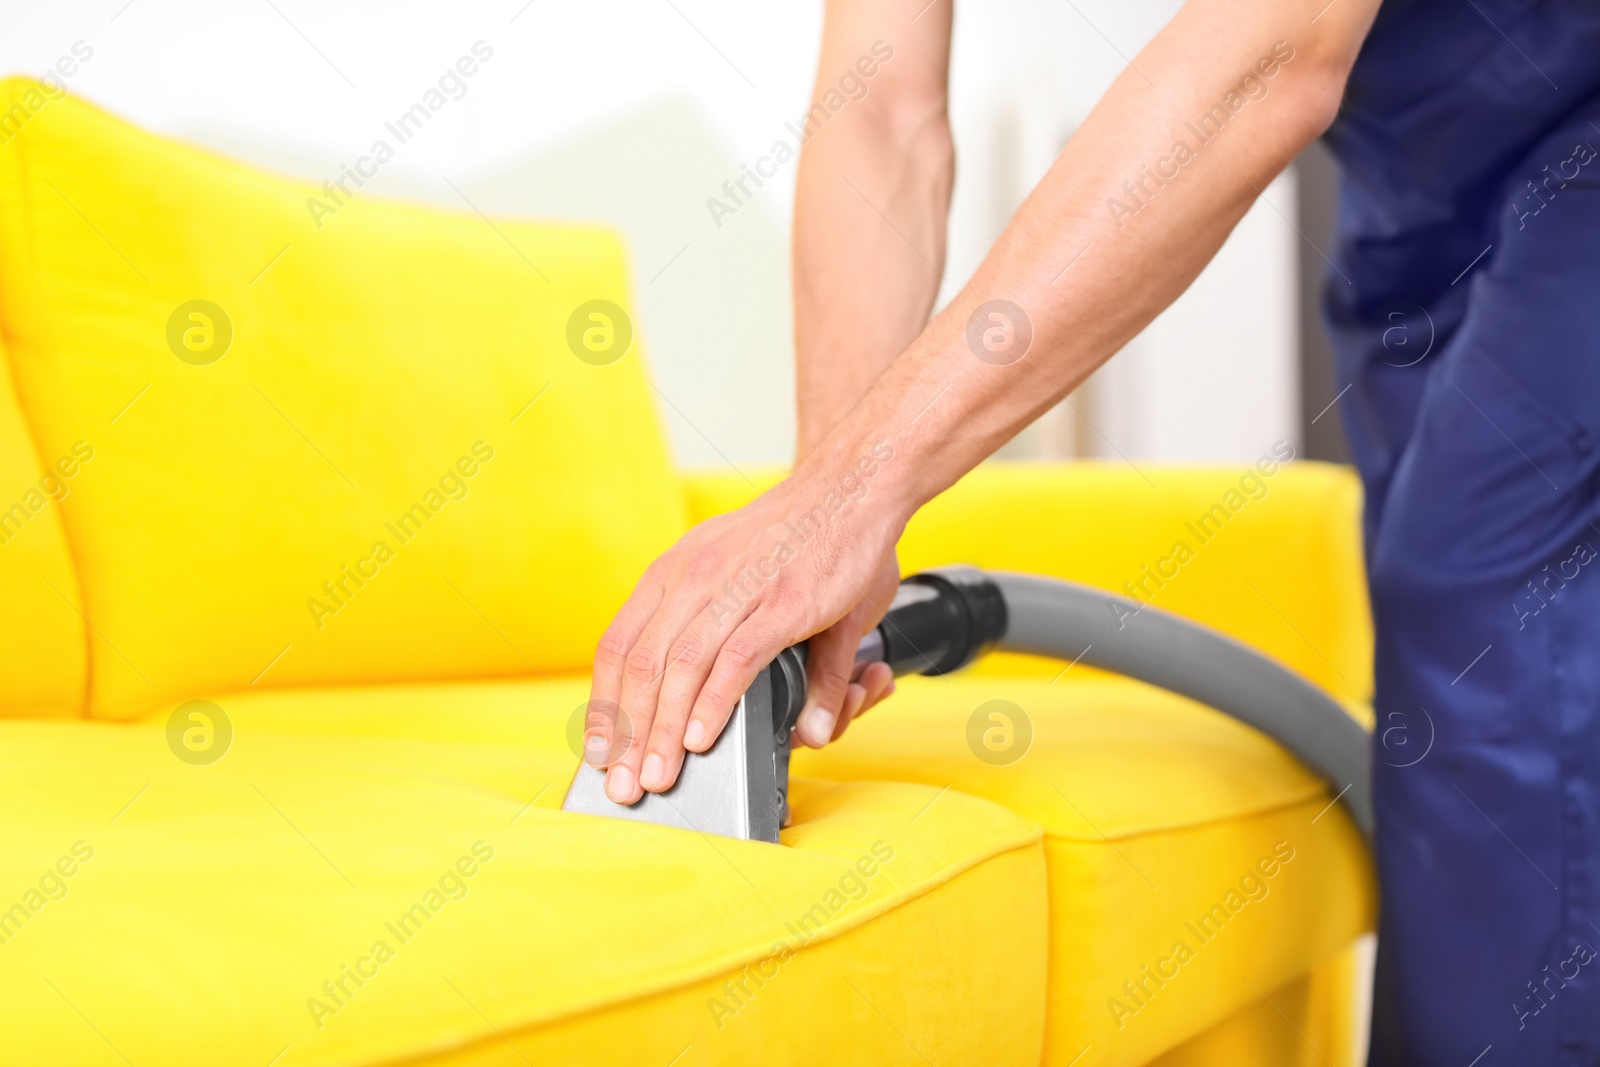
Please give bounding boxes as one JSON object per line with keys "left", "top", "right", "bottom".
{"left": 797, "top": 623, "right": 855, "bottom": 748}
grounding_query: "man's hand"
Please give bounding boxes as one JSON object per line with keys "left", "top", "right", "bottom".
{"left": 584, "top": 452, "right": 908, "bottom": 804}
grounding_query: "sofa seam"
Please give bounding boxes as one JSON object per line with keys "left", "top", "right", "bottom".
{"left": 1039, "top": 784, "right": 1344, "bottom": 845}
{"left": 0, "top": 81, "right": 93, "bottom": 720}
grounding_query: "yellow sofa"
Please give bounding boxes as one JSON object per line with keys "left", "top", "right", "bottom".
{"left": 0, "top": 78, "right": 1373, "bottom": 1065}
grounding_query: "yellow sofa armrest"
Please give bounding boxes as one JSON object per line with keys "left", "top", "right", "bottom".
{"left": 681, "top": 459, "right": 1372, "bottom": 704}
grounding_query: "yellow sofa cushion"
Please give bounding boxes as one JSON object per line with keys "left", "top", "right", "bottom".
{"left": 795, "top": 674, "right": 1374, "bottom": 1066}
{"left": 0, "top": 676, "right": 1047, "bottom": 1065}
{"left": 0, "top": 78, "right": 686, "bottom": 719}
{"left": 86, "top": 669, "right": 1368, "bottom": 1066}
{"left": 0, "top": 334, "right": 84, "bottom": 716}
{"left": 684, "top": 461, "right": 1374, "bottom": 705}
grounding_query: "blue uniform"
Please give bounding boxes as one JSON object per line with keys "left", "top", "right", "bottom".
{"left": 1323, "top": 1, "right": 1600, "bottom": 1061}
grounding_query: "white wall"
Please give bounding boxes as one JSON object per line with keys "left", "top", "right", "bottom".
{"left": 940, "top": 0, "right": 1298, "bottom": 464}
{"left": 1, "top": 0, "right": 1297, "bottom": 468}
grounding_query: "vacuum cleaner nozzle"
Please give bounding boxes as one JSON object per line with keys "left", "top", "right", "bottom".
{"left": 560, "top": 644, "right": 806, "bottom": 842}
{"left": 560, "top": 567, "right": 1006, "bottom": 843}
{"left": 561, "top": 566, "right": 1374, "bottom": 843}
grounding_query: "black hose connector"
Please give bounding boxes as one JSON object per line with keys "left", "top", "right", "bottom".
{"left": 878, "top": 565, "right": 1008, "bottom": 676}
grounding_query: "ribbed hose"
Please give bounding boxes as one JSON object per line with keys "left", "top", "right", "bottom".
{"left": 989, "top": 571, "right": 1373, "bottom": 836}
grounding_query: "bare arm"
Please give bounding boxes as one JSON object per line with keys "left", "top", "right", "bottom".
{"left": 814, "top": 0, "right": 1377, "bottom": 513}
{"left": 793, "top": 0, "right": 954, "bottom": 457}
{"left": 785, "top": 0, "right": 954, "bottom": 750}
{"left": 589, "top": 0, "right": 1380, "bottom": 804}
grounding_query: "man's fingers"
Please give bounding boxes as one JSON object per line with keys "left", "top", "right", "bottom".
{"left": 581, "top": 698, "right": 634, "bottom": 769}
{"left": 826, "top": 660, "right": 895, "bottom": 744}
{"left": 590, "top": 526, "right": 900, "bottom": 798}
{"left": 797, "top": 620, "right": 857, "bottom": 748}
{"left": 586, "top": 581, "right": 662, "bottom": 765}
{"left": 831, "top": 682, "right": 869, "bottom": 741}
{"left": 678, "top": 587, "right": 764, "bottom": 754}
{"left": 685, "top": 613, "right": 787, "bottom": 755}
{"left": 856, "top": 660, "right": 895, "bottom": 715}
{"left": 640, "top": 612, "right": 730, "bottom": 792}
{"left": 606, "top": 592, "right": 714, "bottom": 804}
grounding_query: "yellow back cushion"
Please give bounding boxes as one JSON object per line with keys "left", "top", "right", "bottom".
{"left": 0, "top": 332, "right": 85, "bottom": 716}
{"left": 0, "top": 78, "right": 686, "bottom": 718}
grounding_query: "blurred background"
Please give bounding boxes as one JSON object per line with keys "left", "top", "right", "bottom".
{"left": 2, "top": 0, "right": 1349, "bottom": 471}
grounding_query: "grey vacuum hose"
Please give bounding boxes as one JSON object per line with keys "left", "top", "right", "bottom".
{"left": 564, "top": 564, "right": 1374, "bottom": 845}
{"left": 985, "top": 570, "right": 1373, "bottom": 836}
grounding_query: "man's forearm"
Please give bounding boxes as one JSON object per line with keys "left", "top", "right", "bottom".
{"left": 803, "top": 0, "right": 1379, "bottom": 508}
{"left": 585, "top": 0, "right": 1385, "bottom": 804}
{"left": 792, "top": 0, "right": 954, "bottom": 458}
